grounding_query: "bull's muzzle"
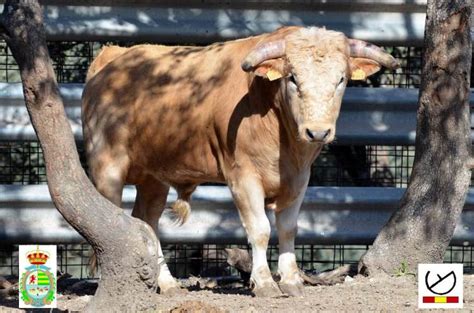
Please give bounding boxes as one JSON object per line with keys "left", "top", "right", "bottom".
{"left": 305, "top": 128, "right": 331, "bottom": 143}
{"left": 300, "top": 123, "right": 335, "bottom": 144}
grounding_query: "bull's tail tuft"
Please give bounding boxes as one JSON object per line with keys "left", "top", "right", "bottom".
{"left": 170, "top": 199, "right": 191, "bottom": 226}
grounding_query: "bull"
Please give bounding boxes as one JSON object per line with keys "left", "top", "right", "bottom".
{"left": 82, "top": 26, "right": 398, "bottom": 297}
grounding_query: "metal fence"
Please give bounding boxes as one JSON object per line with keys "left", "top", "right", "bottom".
{"left": 0, "top": 14, "right": 473, "bottom": 280}
{"left": 0, "top": 41, "right": 428, "bottom": 86}
{"left": 0, "top": 1, "right": 431, "bottom": 45}
{"left": 2, "top": 244, "right": 473, "bottom": 279}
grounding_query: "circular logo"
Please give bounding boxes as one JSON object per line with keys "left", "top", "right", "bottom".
{"left": 425, "top": 270, "right": 457, "bottom": 295}
{"left": 20, "top": 268, "right": 55, "bottom": 307}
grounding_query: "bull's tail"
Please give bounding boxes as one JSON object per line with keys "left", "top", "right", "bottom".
{"left": 88, "top": 252, "right": 98, "bottom": 277}
{"left": 169, "top": 199, "right": 191, "bottom": 226}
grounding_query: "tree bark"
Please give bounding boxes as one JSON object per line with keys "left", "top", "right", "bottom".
{"left": 359, "top": 0, "right": 472, "bottom": 275}
{"left": 0, "top": 1, "right": 160, "bottom": 311}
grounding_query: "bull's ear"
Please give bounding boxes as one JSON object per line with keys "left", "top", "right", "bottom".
{"left": 349, "top": 57, "right": 381, "bottom": 80}
{"left": 251, "top": 59, "right": 290, "bottom": 81}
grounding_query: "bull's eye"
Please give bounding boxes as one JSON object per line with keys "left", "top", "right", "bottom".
{"left": 338, "top": 77, "right": 345, "bottom": 85}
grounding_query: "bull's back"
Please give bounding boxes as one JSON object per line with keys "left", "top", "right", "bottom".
{"left": 82, "top": 42, "right": 252, "bottom": 185}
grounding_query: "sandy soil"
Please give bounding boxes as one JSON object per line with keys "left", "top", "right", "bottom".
{"left": 1, "top": 275, "right": 473, "bottom": 312}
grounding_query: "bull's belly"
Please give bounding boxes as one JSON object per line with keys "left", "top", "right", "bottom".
{"left": 126, "top": 157, "right": 225, "bottom": 187}
{"left": 160, "top": 168, "right": 225, "bottom": 186}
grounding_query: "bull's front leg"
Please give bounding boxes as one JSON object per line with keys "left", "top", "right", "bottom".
{"left": 275, "top": 185, "right": 307, "bottom": 296}
{"left": 229, "top": 174, "right": 282, "bottom": 297}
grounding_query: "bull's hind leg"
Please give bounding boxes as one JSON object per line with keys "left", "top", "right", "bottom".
{"left": 230, "top": 174, "right": 282, "bottom": 297}
{"left": 275, "top": 187, "right": 306, "bottom": 296}
{"left": 86, "top": 152, "right": 129, "bottom": 275}
{"left": 89, "top": 153, "right": 130, "bottom": 207}
{"left": 132, "top": 180, "right": 184, "bottom": 295}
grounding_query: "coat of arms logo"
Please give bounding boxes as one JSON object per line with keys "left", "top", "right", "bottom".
{"left": 19, "top": 245, "right": 57, "bottom": 308}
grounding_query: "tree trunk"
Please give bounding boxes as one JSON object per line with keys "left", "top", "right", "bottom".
{"left": 0, "top": 1, "right": 160, "bottom": 311}
{"left": 359, "top": 0, "right": 472, "bottom": 275}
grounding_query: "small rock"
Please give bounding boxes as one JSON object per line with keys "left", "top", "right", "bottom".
{"left": 344, "top": 276, "right": 354, "bottom": 283}
{"left": 205, "top": 279, "right": 218, "bottom": 289}
{"left": 404, "top": 302, "right": 411, "bottom": 307}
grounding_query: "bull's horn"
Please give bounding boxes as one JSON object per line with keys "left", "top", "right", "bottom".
{"left": 349, "top": 39, "right": 400, "bottom": 69}
{"left": 241, "top": 40, "right": 286, "bottom": 71}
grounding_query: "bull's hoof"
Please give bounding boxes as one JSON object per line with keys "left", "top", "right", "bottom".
{"left": 279, "top": 282, "right": 305, "bottom": 297}
{"left": 252, "top": 282, "right": 283, "bottom": 298}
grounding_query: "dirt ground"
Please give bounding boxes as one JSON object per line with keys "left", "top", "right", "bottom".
{"left": 1, "top": 274, "right": 473, "bottom": 312}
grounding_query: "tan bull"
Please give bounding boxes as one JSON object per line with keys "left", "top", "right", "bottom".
{"left": 82, "top": 26, "right": 398, "bottom": 297}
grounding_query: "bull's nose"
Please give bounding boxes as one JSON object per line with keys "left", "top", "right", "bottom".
{"left": 305, "top": 128, "right": 331, "bottom": 142}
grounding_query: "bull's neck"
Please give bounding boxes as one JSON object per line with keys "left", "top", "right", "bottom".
{"left": 247, "top": 78, "right": 321, "bottom": 169}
